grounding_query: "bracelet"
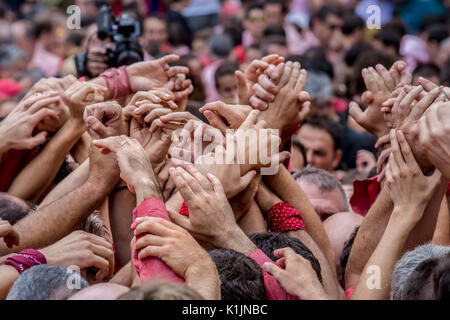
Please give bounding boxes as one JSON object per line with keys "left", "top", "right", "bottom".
{"left": 179, "top": 202, "right": 189, "bottom": 216}
{"left": 111, "top": 185, "right": 129, "bottom": 194}
{"left": 3, "top": 249, "right": 47, "bottom": 274}
{"left": 267, "top": 202, "right": 305, "bottom": 233}
{"left": 100, "top": 66, "right": 131, "bottom": 99}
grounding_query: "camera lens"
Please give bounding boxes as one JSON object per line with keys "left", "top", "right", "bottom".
{"left": 117, "top": 49, "right": 142, "bottom": 66}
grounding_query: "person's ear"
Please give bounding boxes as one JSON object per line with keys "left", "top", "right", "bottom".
{"left": 332, "top": 149, "right": 343, "bottom": 170}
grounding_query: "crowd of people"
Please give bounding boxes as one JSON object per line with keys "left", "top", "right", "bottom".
{"left": 0, "top": 0, "right": 449, "bottom": 301}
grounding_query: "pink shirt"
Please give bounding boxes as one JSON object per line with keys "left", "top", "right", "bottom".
{"left": 131, "top": 197, "right": 185, "bottom": 285}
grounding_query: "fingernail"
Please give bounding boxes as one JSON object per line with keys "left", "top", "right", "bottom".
{"left": 135, "top": 217, "right": 143, "bottom": 222}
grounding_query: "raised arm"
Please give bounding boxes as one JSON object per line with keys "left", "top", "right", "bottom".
{"left": 352, "top": 130, "right": 442, "bottom": 299}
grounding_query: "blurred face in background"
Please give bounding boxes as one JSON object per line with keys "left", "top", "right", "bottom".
{"left": 264, "top": 3, "right": 284, "bottom": 25}
{"left": 313, "top": 14, "right": 343, "bottom": 50}
{"left": 216, "top": 73, "right": 238, "bottom": 104}
{"left": 141, "top": 17, "right": 168, "bottom": 49}
{"left": 244, "top": 8, "right": 267, "bottom": 40}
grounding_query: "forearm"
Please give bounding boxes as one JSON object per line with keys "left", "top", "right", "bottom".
{"left": 0, "top": 176, "right": 118, "bottom": 256}
{"left": 432, "top": 196, "right": 449, "bottom": 246}
{"left": 166, "top": 191, "right": 184, "bottom": 213}
{"left": 345, "top": 187, "right": 393, "bottom": 289}
{"left": 220, "top": 228, "right": 258, "bottom": 256}
{"left": 0, "top": 265, "right": 20, "bottom": 299}
{"left": 110, "top": 261, "right": 133, "bottom": 287}
{"left": 352, "top": 211, "right": 417, "bottom": 300}
{"left": 264, "top": 165, "right": 335, "bottom": 268}
{"left": 405, "top": 179, "right": 447, "bottom": 249}
{"left": 237, "top": 200, "right": 267, "bottom": 235}
{"left": 109, "top": 186, "right": 136, "bottom": 266}
{"left": 71, "top": 132, "right": 91, "bottom": 164}
{"left": 39, "top": 159, "right": 90, "bottom": 207}
{"left": 8, "top": 118, "right": 85, "bottom": 202}
{"left": 185, "top": 261, "right": 221, "bottom": 300}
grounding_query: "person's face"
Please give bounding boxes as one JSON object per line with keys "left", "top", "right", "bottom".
{"left": 289, "top": 146, "right": 305, "bottom": 172}
{"left": 297, "top": 125, "right": 341, "bottom": 172}
{"left": 314, "top": 14, "right": 343, "bottom": 48}
{"left": 217, "top": 74, "right": 237, "bottom": 103}
{"left": 245, "top": 9, "right": 267, "bottom": 39}
{"left": 245, "top": 47, "right": 263, "bottom": 64}
{"left": 265, "top": 4, "right": 284, "bottom": 25}
{"left": 266, "top": 43, "right": 289, "bottom": 58}
{"left": 142, "top": 18, "right": 168, "bottom": 48}
{"left": 297, "top": 179, "right": 345, "bottom": 221}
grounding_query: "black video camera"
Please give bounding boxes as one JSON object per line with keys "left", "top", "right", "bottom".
{"left": 75, "top": 5, "right": 143, "bottom": 77}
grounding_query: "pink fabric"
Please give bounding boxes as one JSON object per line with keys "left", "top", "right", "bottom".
{"left": 131, "top": 197, "right": 185, "bottom": 285}
{"left": 345, "top": 286, "right": 354, "bottom": 299}
{"left": 350, "top": 176, "right": 381, "bottom": 216}
{"left": 100, "top": 66, "right": 131, "bottom": 99}
{"left": 202, "top": 60, "right": 222, "bottom": 103}
{"left": 0, "top": 79, "right": 22, "bottom": 101}
{"left": 267, "top": 202, "right": 305, "bottom": 233}
{"left": 4, "top": 249, "right": 47, "bottom": 274}
{"left": 30, "top": 42, "right": 62, "bottom": 77}
{"left": 248, "top": 249, "right": 296, "bottom": 300}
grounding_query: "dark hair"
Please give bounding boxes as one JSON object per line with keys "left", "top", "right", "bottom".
{"left": 341, "top": 14, "right": 364, "bottom": 35}
{"left": 434, "top": 253, "right": 450, "bottom": 300}
{"left": 209, "top": 249, "right": 266, "bottom": 300}
{"left": 224, "top": 17, "right": 244, "bottom": 46}
{"left": 344, "top": 42, "right": 373, "bottom": 67}
{"left": 426, "top": 24, "right": 449, "bottom": 44}
{"left": 6, "top": 265, "right": 88, "bottom": 300}
{"left": 168, "top": 22, "right": 190, "bottom": 47}
{"left": 374, "top": 30, "right": 401, "bottom": 53}
{"left": 215, "top": 62, "right": 238, "bottom": 89}
{"left": 291, "top": 135, "right": 307, "bottom": 163}
{"left": 0, "top": 192, "right": 30, "bottom": 225}
{"left": 32, "top": 16, "right": 52, "bottom": 39}
{"left": 264, "top": 0, "right": 288, "bottom": 15}
{"left": 245, "top": 2, "right": 264, "bottom": 20}
{"left": 249, "top": 232, "right": 322, "bottom": 284}
{"left": 264, "top": 23, "right": 286, "bottom": 37}
{"left": 301, "top": 47, "right": 334, "bottom": 79}
{"left": 441, "top": 57, "right": 450, "bottom": 86}
{"left": 301, "top": 114, "right": 343, "bottom": 151}
{"left": 420, "top": 14, "right": 446, "bottom": 33}
{"left": 311, "top": 4, "right": 343, "bottom": 27}
{"left": 350, "top": 49, "right": 394, "bottom": 96}
{"left": 261, "top": 35, "right": 287, "bottom": 55}
{"left": 340, "top": 225, "right": 359, "bottom": 286}
{"left": 413, "top": 63, "right": 440, "bottom": 81}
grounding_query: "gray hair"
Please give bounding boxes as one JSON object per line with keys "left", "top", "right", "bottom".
{"left": 391, "top": 243, "right": 450, "bottom": 300}
{"left": 304, "top": 71, "right": 333, "bottom": 108}
{"left": 7, "top": 265, "right": 88, "bottom": 300}
{"left": 0, "top": 44, "right": 28, "bottom": 68}
{"left": 293, "top": 166, "right": 349, "bottom": 211}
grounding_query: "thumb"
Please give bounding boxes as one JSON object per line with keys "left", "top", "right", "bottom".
{"left": 86, "top": 116, "right": 107, "bottom": 138}
{"left": 239, "top": 170, "right": 257, "bottom": 190}
{"left": 236, "top": 71, "right": 249, "bottom": 104}
{"left": 349, "top": 101, "right": 365, "bottom": 125}
{"left": 168, "top": 208, "right": 191, "bottom": 231}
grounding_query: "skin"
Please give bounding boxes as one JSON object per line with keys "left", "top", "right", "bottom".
{"left": 297, "top": 179, "right": 347, "bottom": 221}
{"left": 244, "top": 8, "right": 267, "bottom": 42}
{"left": 141, "top": 17, "right": 168, "bottom": 50}
{"left": 351, "top": 131, "right": 441, "bottom": 300}
{"left": 216, "top": 74, "right": 238, "bottom": 104}
{"left": 297, "top": 125, "right": 342, "bottom": 172}
{"left": 69, "top": 283, "right": 129, "bottom": 300}
{"left": 289, "top": 145, "right": 305, "bottom": 172}
{"left": 322, "top": 212, "right": 364, "bottom": 280}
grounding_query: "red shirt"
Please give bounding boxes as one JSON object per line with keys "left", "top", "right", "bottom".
{"left": 0, "top": 148, "right": 38, "bottom": 192}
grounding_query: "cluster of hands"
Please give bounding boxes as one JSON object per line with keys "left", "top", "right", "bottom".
{"left": 347, "top": 61, "right": 449, "bottom": 221}
{"left": 1, "top": 50, "right": 449, "bottom": 299}
{"left": 0, "top": 53, "right": 324, "bottom": 299}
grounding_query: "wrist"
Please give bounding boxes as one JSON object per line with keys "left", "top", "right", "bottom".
{"left": 218, "top": 227, "right": 257, "bottom": 255}
{"left": 135, "top": 176, "right": 162, "bottom": 203}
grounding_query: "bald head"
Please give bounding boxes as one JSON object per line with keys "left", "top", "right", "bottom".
{"left": 68, "top": 283, "right": 130, "bottom": 300}
{"left": 323, "top": 212, "right": 363, "bottom": 280}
